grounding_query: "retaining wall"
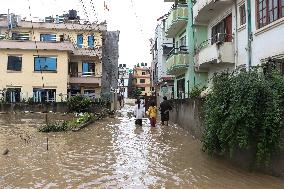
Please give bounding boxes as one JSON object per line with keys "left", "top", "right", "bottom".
{"left": 169, "top": 98, "right": 284, "bottom": 178}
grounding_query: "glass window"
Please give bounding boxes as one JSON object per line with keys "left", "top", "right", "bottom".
{"left": 140, "top": 87, "right": 145, "bottom": 91}
{"left": 11, "top": 32, "right": 29, "bottom": 40}
{"left": 239, "top": 4, "right": 246, "bottom": 25}
{"left": 257, "top": 0, "right": 283, "bottom": 28}
{"left": 6, "top": 88, "right": 21, "bottom": 103}
{"left": 88, "top": 35, "right": 94, "bottom": 48}
{"left": 82, "top": 62, "right": 95, "bottom": 75}
{"left": 40, "top": 34, "right": 56, "bottom": 42}
{"left": 142, "top": 72, "right": 146, "bottom": 75}
{"left": 140, "top": 79, "right": 145, "bottom": 83}
{"left": 33, "top": 88, "right": 56, "bottom": 102}
{"left": 34, "top": 57, "right": 57, "bottom": 71}
{"left": 77, "top": 34, "right": 83, "bottom": 48}
{"left": 7, "top": 56, "right": 22, "bottom": 71}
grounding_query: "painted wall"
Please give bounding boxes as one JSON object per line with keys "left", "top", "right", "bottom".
{"left": 9, "top": 28, "right": 103, "bottom": 48}
{"left": 0, "top": 49, "right": 68, "bottom": 101}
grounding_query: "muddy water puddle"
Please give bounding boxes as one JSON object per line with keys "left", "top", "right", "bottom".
{"left": 1, "top": 106, "right": 284, "bottom": 188}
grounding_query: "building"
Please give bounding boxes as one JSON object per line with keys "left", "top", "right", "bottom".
{"left": 101, "top": 31, "right": 120, "bottom": 98}
{"left": 162, "top": 0, "right": 284, "bottom": 97}
{"left": 0, "top": 11, "right": 118, "bottom": 103}
{"left": 118, "top": 64, "right": 129, "bottom": 98}
{"left": 151, "top": 18, "right": 175, "bottom": 104}
{"left": 133, "top": 63, "right": 152, "bottom": 96}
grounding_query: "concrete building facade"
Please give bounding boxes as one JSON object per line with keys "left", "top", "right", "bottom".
{"left": 151, "top": 19, "right": 175, "bottom": 104}
{"left": 118, "top": 64, "right": 129, "bottom": 98}
{"left": 0, "top": 11, "right": 118, "bottom": 102}
{"left": 133, "top": 63, "right": 152, "bottom": 97}
{"left": 161, "top": 0, "right": 284, "bottom": 95}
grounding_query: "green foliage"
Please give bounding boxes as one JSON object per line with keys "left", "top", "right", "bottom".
{"left": 67, "top": 95, "right": 93, "bottom": 113}
{"left": 39, "top": 113, "right": 92, "bottom": 132}
{"left": 189, "top": 85, "right": 205, "bottom": 99}
{"left": 131, "top": 88, "right": 142, "bottom": 98}
{"left": 39, "top": 121, "right": 68, "bottom": 132}
{"left": 202, "top": 67, "right": 284, "bottom": 166}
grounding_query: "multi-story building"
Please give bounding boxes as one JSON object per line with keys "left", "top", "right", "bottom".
{"left": 162, "top": 0, "right": 284, "bottom": 97}
{"left": 133, "top": 63, "right": 152, "bottom": 96}
{"left": 0, "top": 10, "right": 114, "bottom": 102}
{"left": 151, "top": 17, "right": 175, "bottom": 104}
{"left": 163, "top": 0, "right": 207, "bottom": 99}
{"left": 118, "top": 63, "right": 129, "bottom": 98}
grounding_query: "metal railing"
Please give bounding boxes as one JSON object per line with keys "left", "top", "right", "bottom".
{"left": 195, "top": 33, "right": 234, "bottom": 54}
{"left": 69, "top": 72, "right": 96, "bottom": 77}
{"left": 167, "top": 46, "right": 189, "bottom": 59}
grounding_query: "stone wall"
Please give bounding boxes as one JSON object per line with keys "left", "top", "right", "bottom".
{"left": 0, "top": 103, "right": 106, "bottom": 113}
{"left": 169, "top": 98, "right": 284, "bottom": 178}
{"left": 101, "top": 31, "right": 120, "bottom": 95}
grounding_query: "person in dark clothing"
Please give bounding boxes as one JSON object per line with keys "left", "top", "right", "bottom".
{"left": 159, "top": 96, "right": 172, "bottom": 126}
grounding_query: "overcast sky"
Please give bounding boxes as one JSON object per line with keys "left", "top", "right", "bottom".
{"left": 0, "top": 0, "right": 172, "bottom": 68}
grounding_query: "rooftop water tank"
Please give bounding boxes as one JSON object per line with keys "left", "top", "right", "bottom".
{"left": 68, "top": 9, "right": 77, "bottom": 20}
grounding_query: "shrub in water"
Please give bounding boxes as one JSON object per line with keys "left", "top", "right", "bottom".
{"left": 67, "top": 95, "right": 92, "bottom": 113}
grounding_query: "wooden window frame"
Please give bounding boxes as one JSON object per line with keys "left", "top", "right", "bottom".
{"left": 256, "top": 0, "right": 284, "bottom": 29}
{"left": 239, "top": 4, "right": 246, "bottom": 26}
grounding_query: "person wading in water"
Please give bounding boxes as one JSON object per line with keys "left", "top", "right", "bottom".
{"left": 159, "top": 96, "right": 172, "bottom": 126}
{"left": 133, "top": 99, "right": 145, "bottom": 126}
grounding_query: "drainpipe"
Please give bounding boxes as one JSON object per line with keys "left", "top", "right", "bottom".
{"left": 234, "top": 0, "right": 239, "bottom": 69}
{"left": 247, "top": 0, "right": 252, "bottom": 68}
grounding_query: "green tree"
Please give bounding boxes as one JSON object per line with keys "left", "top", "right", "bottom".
{"left": 203, "top": 67, "right": 284, "bottom": 166}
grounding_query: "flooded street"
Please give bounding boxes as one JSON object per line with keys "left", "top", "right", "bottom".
{"left": 1, "top": 105, "right": 284, "bottom": 189}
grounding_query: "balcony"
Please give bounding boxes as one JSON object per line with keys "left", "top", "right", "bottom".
{"left": 166, "top": 46, "right": 189, "bottom": 75}
{"left": 69, "top": 72, "right": 101, "bottom": 86}
{"left": 193, "top": 0, "right": 232, "bottom": 24}
{"left": 72, "top": 47, "right": 102, "bottom": 59}
{"left": 165, "top": 4, "right": 188, "bottom": 38}
{"left": 195, "top": 33, "right": 234, "bottom": 71}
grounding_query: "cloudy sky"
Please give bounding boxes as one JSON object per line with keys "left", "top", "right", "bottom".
{"left": 0, "top": 0, "right": 172, "bottom": 67}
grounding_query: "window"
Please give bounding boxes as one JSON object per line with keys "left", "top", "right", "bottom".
{"left": 33, "top": 88, "right": 56, "bottom": 102}
{"left": 34, "top": 57, "right": 57, "bottom": 71}
{"left": 257, "top": 0, "right": 284, "bottom": 29}
{"left": 77, "top": 34, "right": 83, "bottom": 48}
{"left": 12, "top": 32, "right": 29, "bottom": 40}
{"left": 40, "top": 34, "right": 56, "bottom": 42}
{"left": 84, "top": 89, "right": 96, "bottom": 98}
{"left": 88, "top": 35, "right": 94, "bottom": 48}
{"left": 140, "top": 87, "right": 145, "bottom": 91}
{"left": 6, "top": 88, "right": 21, "bottom": 103}
{"left": 211, "top": 14, "right": 232, "bottom": 44}
{"left": 140, "top": 79, "right": 145, "bottom": 83}
{"left": 7, "top": 56, "right": 22, "bottom": 71}
{"left": 82, "top": 62, "right": 95, "bottom": 76}
{"left": 239, "top": 4, "right": 246, "bottom": 25}
{"left": 180, "top": 35, "right": 187, "bottom": 47}
{"left": 142, "top": 72, "right": 146, "bottom": 75}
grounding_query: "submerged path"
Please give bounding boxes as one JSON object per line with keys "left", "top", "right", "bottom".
{"left": 1, "top": 105, "right": 284, "bottom": 188}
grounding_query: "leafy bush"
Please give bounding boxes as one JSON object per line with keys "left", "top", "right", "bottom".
{"left": 189, "top": 85, "right": 205, "bottom": 99}
{"left": 202, "top": 67, "right": 284, "bottom": 166}
{"left": 39, "top": 113, "right": 92, "bottom": 132}
{"left": 39, "top": 121, "right": 68, "bottom": 132}
{"left": 67, "top": 95, "right": 93, "bottom": 113}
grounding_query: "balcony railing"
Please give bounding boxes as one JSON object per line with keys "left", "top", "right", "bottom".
{"left": 69, "top": 72, "right": 101, "bottom": 86}
{"left": 195, "top": 33, "right": 233, "bottom": 54}
{"left": 167, "top": 46, "right": 189, "bottom": 59}
{"left": 194, "top": 33, "right": 234, "bottom": 70}
{"left": 166, "top": 47, "right": 189, "bottom": 75}
{"left": 165, "top": 3, "right": 188, "bottom": 38}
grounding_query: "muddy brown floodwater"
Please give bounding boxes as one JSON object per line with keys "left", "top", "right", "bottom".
{"left": 1, "top": 105, "right": 284, "bottom": 189}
